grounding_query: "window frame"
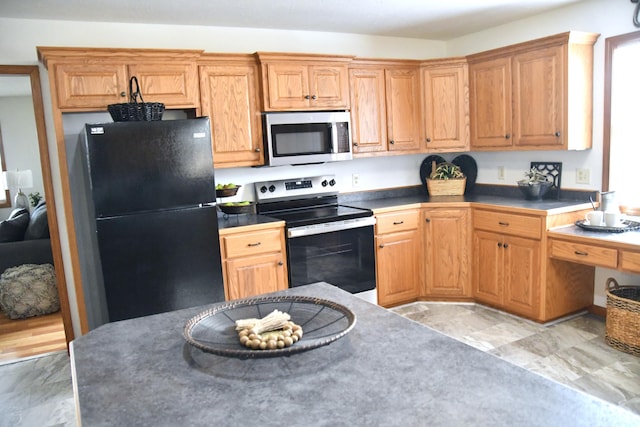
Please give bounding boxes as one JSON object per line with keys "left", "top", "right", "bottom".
{"left": 602, "top": 29, "right": 640, "bottom": 214}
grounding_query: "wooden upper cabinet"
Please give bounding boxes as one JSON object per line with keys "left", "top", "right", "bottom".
{"left": 385, "top": 67, "right": 421, "bottom": 152}
{"left": 38, "top": 47, "right": 203, "bottom": 112}
{"left": 421, "top": 59, "right": 469, "bottom": 152}
{"left": 127, "top": 62, "right": 199, "bottom": 109}
{"left": 469, "top": 57, "right": 512, "bottom": 148}
{"left": 512, "top": 45, "right": 563, "bottom": 148}
{"left": 467, "top": 31, "right": 599, "bottom": 151}
{"left": 257, "top": 53, "right": 353, "bottom": 111}
{"left": 349, "top": 67, "right": 387, "bottom": 154}
{"left": 199, "top": 56, "right": 264, "bottom": 168}
{"left": 52, "top": 63, "right": 128, "bottom": 110}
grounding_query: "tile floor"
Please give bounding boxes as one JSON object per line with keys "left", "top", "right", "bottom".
{"left": 1, "top": 303, "right": 639, "bottom": 426}
{"left": 391, "top": 302, "right": 640, "bottom": 416}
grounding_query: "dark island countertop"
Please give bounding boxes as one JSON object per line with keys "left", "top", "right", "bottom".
{"left": 70, "top": 282, "right": 639, "bottom": 427}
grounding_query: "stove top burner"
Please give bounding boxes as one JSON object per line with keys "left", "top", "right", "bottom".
{"left": 255, "top": 175, "right": 373, "bottom": 227}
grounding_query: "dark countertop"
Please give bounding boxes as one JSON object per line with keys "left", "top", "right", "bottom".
{"left": 218, "top": 186, "right": 594, "bottom": 230}
{"left": 70, "top": 282, "right": 639, "bottom": 427}
{"left": 340, "top": 193, "right": 593, "bottom": 213}
{"left": 217, "top": 211, "right": 282, "bottom": 231}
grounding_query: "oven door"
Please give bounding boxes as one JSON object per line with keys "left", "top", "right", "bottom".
{"left": 286, "top": 218, "right": 376, "bottom": 295}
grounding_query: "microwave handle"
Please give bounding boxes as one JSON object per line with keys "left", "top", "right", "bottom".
{"left": 330, "top": 123, "right": 338, "bottom": 154}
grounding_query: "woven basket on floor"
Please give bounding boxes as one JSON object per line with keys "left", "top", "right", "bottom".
{"left": 605, "top": 277, "right": 640, "bottom": 356}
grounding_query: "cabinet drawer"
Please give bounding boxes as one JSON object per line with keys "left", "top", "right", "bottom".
{"left": 376, "top": 210, "right": 420, "bottom": 234}
{"left": 474, "top": 210, "right": 542, "bottom": 239}
{"left": 550, "top": 239, "right": 618, "bottom": 268}
{"left": 620, "top": 250, "right": 640, "bottom": 274}
{"left": 222, "top": 229, "right": 282, "bottom": 258}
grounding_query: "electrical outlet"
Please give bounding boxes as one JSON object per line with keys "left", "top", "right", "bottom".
{"left": 576, "top": 168, "right": 590, "bottom": 184}
{"left": 498, "top": 166, "right": 505, "bottom": 180}
{"left": 352, "top": 173, "right": 360, "bottom": 187}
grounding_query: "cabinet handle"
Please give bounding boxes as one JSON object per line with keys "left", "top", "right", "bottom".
{"left": 555, "top": 131, "right": 561, "bottom": 137}
{"left": 574, "top": 251, "right": 588, "bottom": 256}
{"left": 311, "top": 95, "right": 317, "bottom": 100}
{"left": 304, "top": 95, "right": 310, "bottom": 100}
{"left": 498, "top": 222, "right": 509, "bottom": 226}
{"left": 498, "top": 242, "right": 503, "bottom": 248}
{"left": 120, "top": 91, "right": 127, "bottom": 97}
{"left": 353, "top": 142, "right": 359, "bottom": 147}
{"left": 247, "top": 242, "right": 262, "bottom": 247}
{"left": 379, "top": 244, "right": 385, "bottom": 248}
{"left": 426, "top": 137, "right": 431, "bottom": 143}
{"left": 503, "top": 243, "right": 509, "bottom": 249}
{"left": 425, "top": 218, "right": 431, "bottom": 223}
{"left": 393, "top": 221, "right": 404, "bottom": 225}
{"left": 390, "top": 140, "right": 395, "bottom": 145}
{"left": 278, "top": 261, "right": 284, "bottom": 266}
{"left": 254, "top": 147, "right": 261, "bottom": 152}
{"left": 505, "top": 134, "right": 511, "bottom": 139}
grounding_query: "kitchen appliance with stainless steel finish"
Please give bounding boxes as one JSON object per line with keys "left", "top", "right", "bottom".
{"left": 256, "top": 175, "right": 377, "bottom": 304}
{"left": 262, "top": 111, "right": 352, "bottom": 166}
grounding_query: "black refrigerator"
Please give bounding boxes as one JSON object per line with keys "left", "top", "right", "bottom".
{"left": 82, "top": 118, "right": 224, "bottom": 322}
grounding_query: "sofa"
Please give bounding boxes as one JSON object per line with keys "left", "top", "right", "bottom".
{"left": 0, "top": 201, "right": 53, "bottom": 274}
{"left": 0, "top": 201, "right": 58, "bottom": 319}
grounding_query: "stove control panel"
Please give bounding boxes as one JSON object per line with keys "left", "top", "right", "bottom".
{"left": 255, "top": 175, "right": 338, "bottom": 202}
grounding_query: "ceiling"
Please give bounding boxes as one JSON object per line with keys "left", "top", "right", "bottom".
{"left": 1, "top": 0, "right": 583, "bottom": 40}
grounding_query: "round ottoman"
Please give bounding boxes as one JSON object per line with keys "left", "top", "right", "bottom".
{"left": 0, "top": 263, "right": 59, "bottom": 320}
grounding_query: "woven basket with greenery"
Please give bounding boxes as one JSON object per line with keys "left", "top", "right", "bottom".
{"left": 426, "top": 161, "right": 466, "bottom": 196}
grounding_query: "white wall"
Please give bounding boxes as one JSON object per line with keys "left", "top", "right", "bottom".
{"left": 0, "top": 94, "right": 44, "bottom": 219}
{"left": 0, "top": 0, "right": 636, "bottom": 334}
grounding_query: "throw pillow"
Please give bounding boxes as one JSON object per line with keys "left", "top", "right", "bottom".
{"left": 0, "top": 263, "right": 59, "bottom": 319}
{"left": 24, "top": 201, "right": 50, "bottom": 240}
{"left": 0, "top": 208, "right": 30, "bottom": 243}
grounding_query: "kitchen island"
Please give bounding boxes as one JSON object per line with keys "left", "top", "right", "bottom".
{"left": 70, "top": 282, "right": 639, "bottom": 426}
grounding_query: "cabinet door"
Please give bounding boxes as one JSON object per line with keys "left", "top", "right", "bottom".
{"left": 225, "top": 253, "right": 287, "bottom": 300}
{"left": 263, "top": 63, "right": 310, "bottom": 110}
{"left": 503, "top": 235, "right": 540, "bottom": 318}
{"left": 472, "top": 230, "right": 503, "bottom": 306}
{"left": 53, "top": 63, "right": 128, "bottom": 110}
{"left": 349, "top": 68, "right": 387, "bottom": 154}
{"left": 512, "top": 45, "right": 564, "bottom": 148}
{"left": 128, "top": 63, "right": 199, "bottom": 108}
{"left": 424, "top": 208, "right": 470, "bottom": 297}
{"left": 376, "top": 229, "right": 421, "bottom": 307}
{"left": 422, "top": 65, "right": 469, "bottom": 151}
{"left": 199, "top": 64, "right": 264, "bottom": 167}
{"left": 308, "top": 64, "right": 349, "bottom": 109}
{"left": 385, "top": 68, "right": 421, "bottom": 152}
{"left": 469, "top": 57, "right": 512, "bottom": 149}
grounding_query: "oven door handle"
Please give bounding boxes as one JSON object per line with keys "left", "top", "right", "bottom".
{"left": 288, "top": 216, "right": 376, "bottom": 238}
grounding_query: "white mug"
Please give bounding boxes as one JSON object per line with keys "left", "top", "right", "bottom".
{"left": 585, "top": 211, "right": 603, "bottom": 226}
{"left": 604, "top": 211, "right": 622, "bottom": 227}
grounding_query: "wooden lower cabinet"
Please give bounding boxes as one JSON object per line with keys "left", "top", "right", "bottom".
{"left": 219, "top": 224, "right": 288, "bottom": 301}
{"left": 375, "top": 209, "right": 422, "bottom": 307}
{"left": 423, "top": 208, "right": 471, "bottom": 298}
{"left": 473, "top": 230, "right": 541, "bottom": 319}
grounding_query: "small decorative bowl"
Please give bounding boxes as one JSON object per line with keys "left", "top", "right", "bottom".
{"left": 517, "top": 180, "right": 553, "bottom": 200}
{"left": 216, "top": 185, "right": 241, "bottom": 198}
{"left": 218, "top": 202, "right": 256, "bottom": 215}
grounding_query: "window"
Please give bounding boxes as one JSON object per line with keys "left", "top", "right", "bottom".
{"left": 0, "top": 125, "right": 9, "bottom": 207}
{"left": 603, "top": 30, "right": 640, "bottom": 214}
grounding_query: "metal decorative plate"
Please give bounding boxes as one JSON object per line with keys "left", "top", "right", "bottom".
{"left": 183, "top": 295, "right": 356, "bottom": 358}
{"left": 575, "top": 219, "right": 640, "bottom": 233}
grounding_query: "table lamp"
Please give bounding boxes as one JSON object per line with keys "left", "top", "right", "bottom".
{"left": 2, "top": 169, "right": 33, "bottom": 210}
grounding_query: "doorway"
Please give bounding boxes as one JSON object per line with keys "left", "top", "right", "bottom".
{"left": 0, "top": 65, "right": 72, "bottom": 363}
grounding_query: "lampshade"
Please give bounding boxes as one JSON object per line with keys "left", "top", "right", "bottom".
{"left": 2, "top": 169, "right": 33, "bottom": 190}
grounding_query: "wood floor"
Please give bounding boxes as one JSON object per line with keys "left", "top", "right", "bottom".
{"left": 0, "top": 310, "right": 67, "bottom": 364}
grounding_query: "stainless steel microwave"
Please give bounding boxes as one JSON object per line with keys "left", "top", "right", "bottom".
{"left": 263, "top": 111, "right": 352, "bottom": 166}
